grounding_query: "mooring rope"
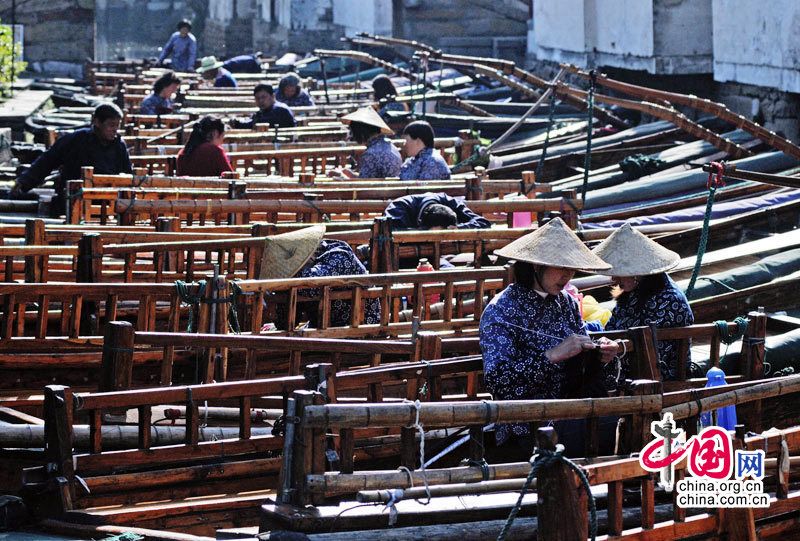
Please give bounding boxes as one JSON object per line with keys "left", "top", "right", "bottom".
{"left": 497, "top": 444, "right": 597, "bottom": 541}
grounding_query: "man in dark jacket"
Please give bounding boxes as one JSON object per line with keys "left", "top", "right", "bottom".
{"left": 232, "top": 83, "right": 296, "bottom": 129}
{"left": 384, "top": 192, "right": 491, "bottom": 230}
{"left": 12, "top": 103, "right": 131, "bottom": 217}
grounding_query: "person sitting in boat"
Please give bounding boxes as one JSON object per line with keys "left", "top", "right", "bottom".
{"left": 176, "top": 116, "right": 234, "bottom": 177}
{"left": 275, "top": 73, "right": 315, "bottom": 108}
{"left": 330, "top": 107, "right": 402, "bottom": 179}
{"left": 222, "top": 52, "right": 266, "bottom": 73}
{"left": 11, "top": 103, "right": 131, "bottom": 217}
{"left": 399, "top": 121, "right": 451, "bottom": 180}
{"left": 231, "top": 83, "right": 296, "bottom": 129}
{"left": 157, "top": 20, "right": 197, "bottom": 72}
{"left": 260, "top": 226, "right": 380, "bottom": 329}
{"left": 480, "top": 218, "right": 619, "bottom": 454}
{"left": 372, "top": 74, "right": 407, "bottom": 122}
{"left": 384, "top": 192, "right": 490, "bottom": 230}
{"left": 139, "top": 71, "right": 181, "bottom": 115}
{"left": 592, "top": 222, "right": 694, "bottom": 385}
{"left": 196, "top": 56, "right": 238, "bottom": 88}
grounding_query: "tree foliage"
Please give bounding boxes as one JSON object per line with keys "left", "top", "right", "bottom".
{"left": 0, "top": 20, "right": 26, "bottom": 96}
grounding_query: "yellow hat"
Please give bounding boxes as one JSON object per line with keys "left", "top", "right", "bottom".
{"left": 341, "top": 106, "right": 393, "bottom": 135}
{"left": 259, "top": 225, "right": 326, "bottom": 280}
{"left": 592, "top": 222, "right": 680, "bottom": 276}
{"left": 494, "top": 217, "right": 611, "bottom": 272}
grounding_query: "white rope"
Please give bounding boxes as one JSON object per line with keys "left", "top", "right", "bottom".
{"left": 407, "top": 399, "right": 431, "bottom": 505}
{"left": 384, "top": 488, "right": 405, "bottom": 526}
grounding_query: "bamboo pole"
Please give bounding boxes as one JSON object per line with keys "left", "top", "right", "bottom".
{"left": 357, "top": 478, "right": 534, "bottom": 503}
{"left": 555, "top": 83, "right": 752, "bottom": 158}
{"left": 0, "top": 424, "right": 274, "bottom": 450}
{"left": 664, "top": 374, "right": 800, "bottom": 420}
{"left": 564, "top": 63, "right": 800, "bottom": 161}
{"left": 302, "top": 394, "right": 662, "bottom": 429}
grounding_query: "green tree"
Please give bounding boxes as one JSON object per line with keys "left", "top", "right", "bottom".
{"left": 0, "top": 20, "right": 26, "bottom": 97}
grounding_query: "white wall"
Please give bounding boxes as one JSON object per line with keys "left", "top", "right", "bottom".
{"left": 713, "top": 0, "right": 800, "bottom": 92}
{"left": 332, "top": 0, "right": 392, "bottom": 36}
{"left": 534, "top": 0, "right": 587, "bottom": 57}
{"left": 208, "top": 0, "right": 234, "bottom": 22}
{"left": 531, "top": 0, "right": 712, "bottom": 74}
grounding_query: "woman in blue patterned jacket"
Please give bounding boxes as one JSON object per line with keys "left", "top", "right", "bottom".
{"left": 479, "top": 218, "right": 619, "bottom": 451}
{"left": 331, "top": 107, "right": 402, "bottom": 179}
{"left": 259, "top": 226, "right": 380, "bottom": 330}
{"left": 593, "top": 223, "right": 693, "bottom": 386}
{"left": 399, "top": 121, "right": 451, "bottom": 180}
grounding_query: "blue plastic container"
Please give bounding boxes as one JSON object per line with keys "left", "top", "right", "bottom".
{"left": 700, "top": 367, "right": 737, "bottom": 430}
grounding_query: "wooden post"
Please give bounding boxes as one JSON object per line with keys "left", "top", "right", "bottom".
{"left": 458, "top": 129, "right": 475, "bottom": 163}
{"left": 24, "top": 219, "right": 45, "bottom": 283}
{"left": 66, "top": 180, "right": 82, "bottom": 224}
{"left": 290, "top": 390, "right": 326, "bottom": 506}
{"left": 156, "top": 217, "right": 181, "bottom": 271}
{"left": 536, "top": 427, "right": 587, "bottom": 540}
{"left": 77, "top": 233, "right": 103, "bottom": 335}
{"left": 227, "top": 181, "right": 247, "bottom": 225}
{"left": 629, "top": 326, "right": 660, "bottom": 381}
{"left": 81, "top": 166, "right": 94, "bottom": 187}
{"left": 521, "top": 170, "right": 536, "bottom": 195}
{"left": 43, "top": 385, "right": 75, "bottom": 513}
{"left": 718, "top": 425, "right": 757, "bottom": 539}
{"left": 100, "top": 321, "right": 135, "bottom": 392}
{"left": 369, "top": 217, "right": 394, "bottom": 273}
{"left": 117, "top": 190, "right": 134, "bottom": 226}
{"left": 560, "top": 188, "right": 579, "bottom": 229}
{"left": 620, "top": 379, "right": 662, "bottom": 455}
{"left": 465, "top": 174, "right": 483, "bottom": 201}
{"left": 303, "top": 193, "right": 322, "bottom": 223}
{"left": 739, "top": 311, "right": 766, "bottom": 433}
{"left": 304, "top": 363, "right": 335, "bottom": 403}
{"left": 299, "top": 172, "right": 315, "bottom": 186}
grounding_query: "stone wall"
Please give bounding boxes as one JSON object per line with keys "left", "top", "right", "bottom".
{"left": 0, "top": 0, "right": 95, "bottom": 76}
{"left": 394, "top": 0, "right": 529, "bottom": 64}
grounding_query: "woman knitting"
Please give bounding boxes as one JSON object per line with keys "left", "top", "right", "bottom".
{"left": 480, "top": 218, "right": 619, "bottom": 453}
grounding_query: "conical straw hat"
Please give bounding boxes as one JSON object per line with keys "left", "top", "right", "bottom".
{"left": 592, "top": 222, "right": 680, "bottom": 276}
{"left": 259, "top": 225, "right": 326, "bottom": 280}
{"left": 196, "top": 55, "right": 224, "bottom": 73}
{"left": 341, "top": 106, "right": 393, "bottom": 135}
{"left": 494, "top": 217, "right": 611, "bottom": 271}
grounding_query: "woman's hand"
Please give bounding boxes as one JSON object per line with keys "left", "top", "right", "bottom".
{"left": 545, "top": 334, "right": 596, "bottom": 363}
{"left": 595, "top": 337, "right": 620, "bottom": 364}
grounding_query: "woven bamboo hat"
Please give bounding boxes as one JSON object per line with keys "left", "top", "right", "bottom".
{"left": 196, "top": 56, "right": 224, "bottom": 73}
{"left": 259, "top": 225, "right": 325, "bottom": 280}
{"left": 341, "top": 106, "right": 393, "bottom": 135}
{"left": 494, "top": 217, "right": 611, "bottom": 271}
{"left": 592, "top": 222, "right": 680, "bottom": 276}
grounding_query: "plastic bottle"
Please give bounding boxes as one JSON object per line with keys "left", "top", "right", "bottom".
{"left": 416, "top": 258, "right": 440, "bottom": 303}
{"left": 700, "top": 367, "right": 737, "bottom": 430}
